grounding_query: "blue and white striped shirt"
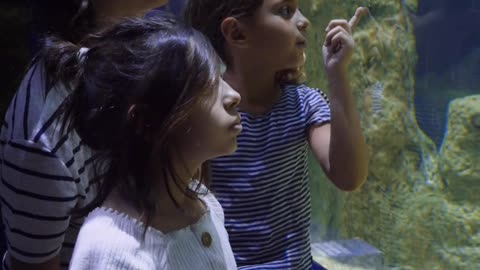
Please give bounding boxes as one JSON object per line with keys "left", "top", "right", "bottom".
{"left": 0, "top": 59, "right": 96, "bottom": 270}
{"left": 211, "top": 84, "right": 331, "bottom": 270}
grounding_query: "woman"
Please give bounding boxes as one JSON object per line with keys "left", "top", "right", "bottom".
{"left": 0, "top": 1, "right": 167, "bottom": 269}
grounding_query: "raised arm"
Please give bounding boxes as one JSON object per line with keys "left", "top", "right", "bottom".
{"left": 308, "top": 7, "right": 369, "bottom": 191}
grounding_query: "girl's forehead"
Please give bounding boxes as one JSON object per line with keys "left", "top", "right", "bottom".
{"left": 263, "top": 0, "right": 294, "bottom": 6}
{"left": 255, "top": 0, "right": 296, "bottom": 13}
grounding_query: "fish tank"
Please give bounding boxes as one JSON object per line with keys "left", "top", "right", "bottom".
{"left": 304, "top": 0, "right": 480, "bottom": 269}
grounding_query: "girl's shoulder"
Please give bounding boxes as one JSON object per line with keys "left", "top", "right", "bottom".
{"left": 284, "top": 83, "right": 327, "bottom": 97}
{"left": 70, "top": 207, "right": 159, "bottom": 269}
{"left": 283, "top": 83, "right": 330, "bottom": 107}
{"left": 80, "top": 207, "right": 146, "bottom": 243}
{"left": 188, "top": 181, "right": 224, "bottom": 223}
{"left": 200, "top": 189, "right": 225, "bottom": 223}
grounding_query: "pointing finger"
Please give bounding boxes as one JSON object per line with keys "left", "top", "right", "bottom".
{"left": 349, "top": 7, "right": 369, "bottom": 30}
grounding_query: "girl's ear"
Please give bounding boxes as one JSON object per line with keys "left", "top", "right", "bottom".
{"left": 127, "top": 104, "right": 152, "bottom": 142}
{"left": 221, "top": 17, "right": 249, "bottom": 48}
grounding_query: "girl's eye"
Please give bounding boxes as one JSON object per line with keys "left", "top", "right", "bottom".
{"left": 279, "top": 5, "right": 294, "bottom": 18}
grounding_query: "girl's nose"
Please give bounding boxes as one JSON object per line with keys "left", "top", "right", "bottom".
{"left": 226, "top": 87, "right": 241, "bottom": 110}
{"left": 297, "top": 11, "right": 310, "bottom": 32}
{"left": 221, "top": 80, "right": 241, "bottom": 110}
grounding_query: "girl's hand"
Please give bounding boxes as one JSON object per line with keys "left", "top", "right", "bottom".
{"left": 323, "top": 7, "right": 368, "bottom": 75}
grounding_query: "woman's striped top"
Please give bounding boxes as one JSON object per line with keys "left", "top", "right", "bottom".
{"left": 0, "top": 59, "right": 96, "bottom": 269}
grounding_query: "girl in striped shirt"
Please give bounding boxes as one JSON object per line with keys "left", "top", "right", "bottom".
{"left": 185, "top": 1, "right": 369, "bottom": 269}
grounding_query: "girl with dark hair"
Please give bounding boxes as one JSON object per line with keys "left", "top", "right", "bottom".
{"left": 185, "top": 1, "right": 369, "bottom": 269}
{"left": 0, "top": 1, "right": 167, "bottom": 269}
{"left": 44, "top": 15, "right": 239, "bottom": 269}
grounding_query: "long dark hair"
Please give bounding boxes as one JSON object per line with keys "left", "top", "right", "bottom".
{"left": 184, "top": 0, "right": 263, "bottom": 63}
{"left": 43, "top": 14, "right": 222, "bottom": 227}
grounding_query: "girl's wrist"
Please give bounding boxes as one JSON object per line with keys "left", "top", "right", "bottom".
{"left": 326, "top": 66, "right": 348, "bottom": 82}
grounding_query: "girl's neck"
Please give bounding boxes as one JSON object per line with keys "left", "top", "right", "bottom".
{"left": 142, "top": 171, "right": 207, "bottom": 234}
{"left": 224, "top": 62, "right": 281, "bottom": 115}
{"left": 103, "top": 186, "right": 206, "bottom": 234}
{"left": 150, "top": 157, "right": 199, "bottom": 210}
{"left": 92, "top": 0, "right": 163, "bottom": 28}
{"left": 103, "top": 159, "right": 205, "bottom": 233}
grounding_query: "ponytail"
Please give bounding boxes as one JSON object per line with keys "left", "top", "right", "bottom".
{"left": 42, "top": 37, "right": 99, "bottom": 148}
{"left": 43, "top": 37, "right": 88, "bottom": 87}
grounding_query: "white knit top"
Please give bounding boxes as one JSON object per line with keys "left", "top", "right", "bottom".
{"left": 69, "top": 191, "right": 237, "bottom": 270}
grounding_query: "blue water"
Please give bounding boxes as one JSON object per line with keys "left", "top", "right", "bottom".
{"left": 413, "top": 0, "right": 480, "bottom": 148}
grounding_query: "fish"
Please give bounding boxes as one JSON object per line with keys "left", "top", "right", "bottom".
{"left": 371, "top": 82, "right": 385, "bottom": 115}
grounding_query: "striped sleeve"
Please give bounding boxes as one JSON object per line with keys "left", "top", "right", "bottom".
{"left": 300, "top": 86, "right": 331, "bottom": 127}
{"left": 0, "top": 139, "right": 78, "bottom": 264}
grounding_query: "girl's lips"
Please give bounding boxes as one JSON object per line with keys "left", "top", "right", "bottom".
{"left": 296, "top": 40, "right": 307, "bottom": 48}
{"left": 230, "top": 116, "right": 242, "bottom": 134}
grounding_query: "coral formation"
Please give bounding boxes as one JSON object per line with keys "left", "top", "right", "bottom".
{"left": 303, "top": 0, "right": 480, "bottom": 268}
